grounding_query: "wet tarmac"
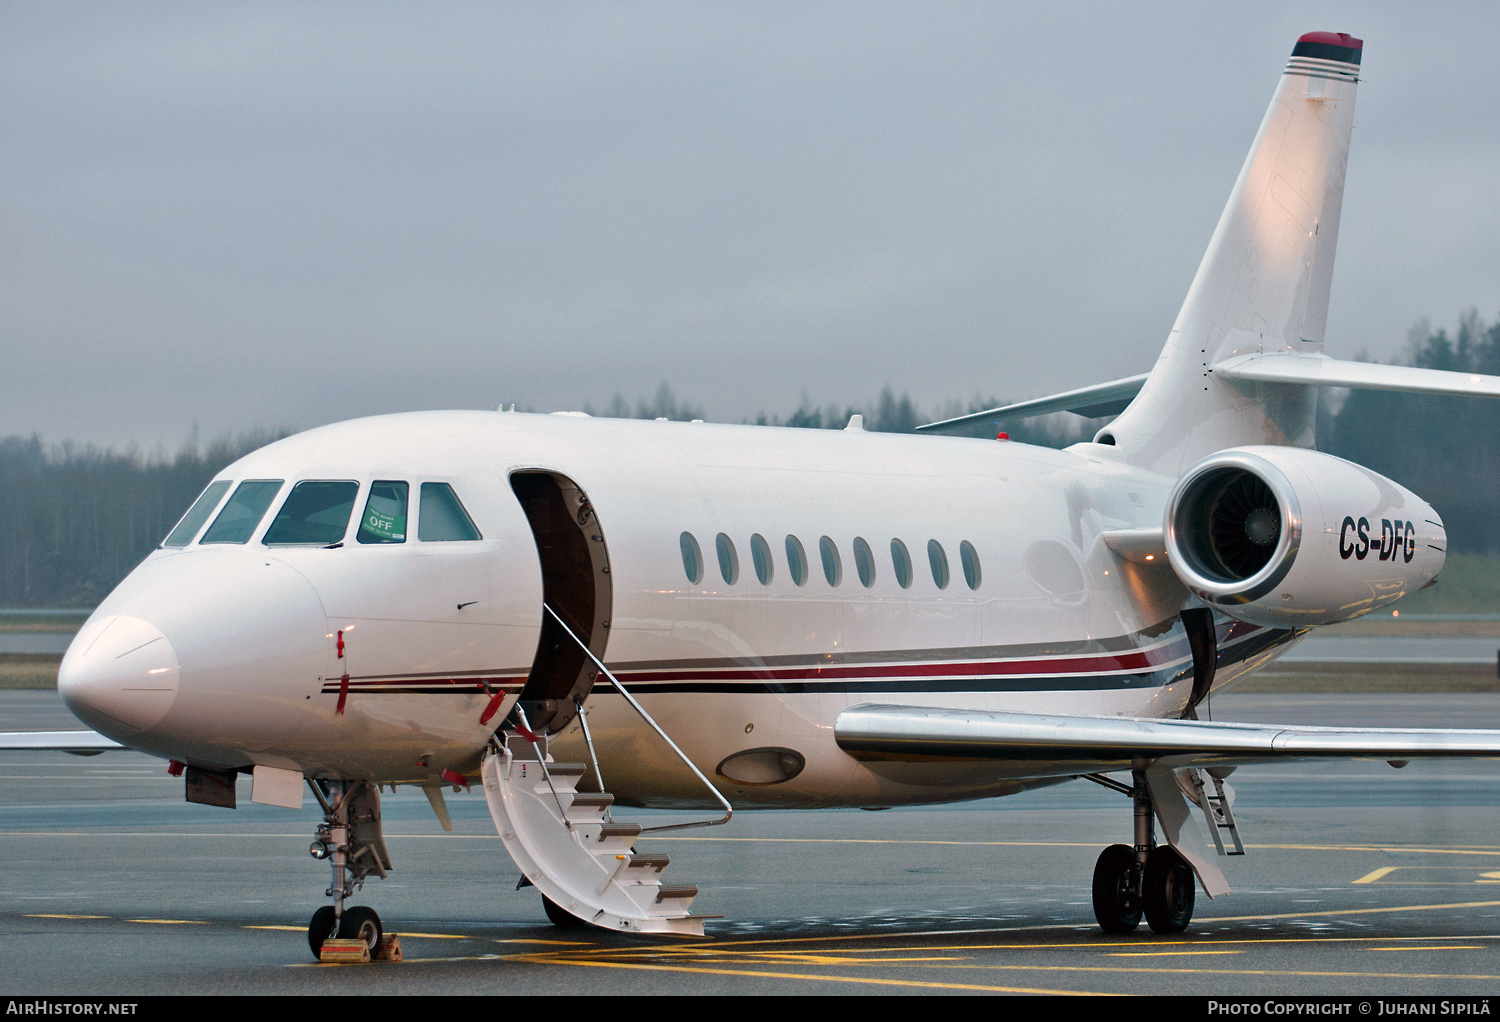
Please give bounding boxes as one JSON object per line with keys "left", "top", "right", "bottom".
{"left": 4, "top": 691, "right": 1500, "bottom": 995}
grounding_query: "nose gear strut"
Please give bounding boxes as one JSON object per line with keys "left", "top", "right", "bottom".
{"left": 305, "top": 779, "right": 392, "bottom": 959}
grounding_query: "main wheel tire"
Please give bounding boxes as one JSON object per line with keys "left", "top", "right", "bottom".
{"left": 338, "top": 905, "right": 384, "bottom": 951}
{"left": 1092, "top": 843, "right": 1143, "bottom": 934}
{"left": 542, "top": 894, "right": 588, "bottom": 928}
{"left": 307, "top": 905, "right": 338, "bottom": 959}
{"left": 1143, "top": 846, "right": 1196, "bottom": 934}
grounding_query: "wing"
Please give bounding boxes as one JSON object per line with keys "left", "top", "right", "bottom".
{"left": 835, "top": 704, "right": 1500, "bottom": 777}
{"left": 915, "top": 373, "right": 1150, "bottom": 433}
{"left": 0, "top": 730, "right": 125, "bottom": 755}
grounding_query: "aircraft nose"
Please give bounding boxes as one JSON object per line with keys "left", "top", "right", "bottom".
{"left": 59, "top": 615, "right": 180, "bottom": 735}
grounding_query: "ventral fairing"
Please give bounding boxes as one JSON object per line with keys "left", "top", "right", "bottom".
{"left": 12, "top": 31, "right": 1500, "bottom": 952}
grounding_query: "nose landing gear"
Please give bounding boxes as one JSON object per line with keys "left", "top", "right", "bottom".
{"left": 1085, "top": 768, "right": 1196, "bottom": 935}
{"left": 305, "top": 779, "right": 392, "bottom": 959}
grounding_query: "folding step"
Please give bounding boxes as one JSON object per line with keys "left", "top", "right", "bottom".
{"left": 511, "top": 759, "right": 587, "bottom": 796}
{"left": 626, "top": 853, "right": 669, "bottom": 874}
{"left": 594, "top": 823, "right": 641, "bottom": 852}
{"left": 565, "top": 793, "right": 614, "bottom": 823}
{"left": 653, "top": 885, "right": 699, "bottom": 914}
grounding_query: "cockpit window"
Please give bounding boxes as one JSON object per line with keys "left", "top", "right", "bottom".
{"left": 356, "top": 481, "right": 409, "bottom": 544}
{"left": 263, "top": 481, "right": 359, "bottom": 545}
{"left": 200, "top": 480, "right": 284, "bottom": 545}
{"left": 418, "top": 483, "right": 481, "bottom": 541}
{"left": 162, "top": 480, "right": 232, "bottom": 547}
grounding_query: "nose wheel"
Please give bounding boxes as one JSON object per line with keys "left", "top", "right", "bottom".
{"left": 307, "top": 904, "right": 384, "bottom": 958}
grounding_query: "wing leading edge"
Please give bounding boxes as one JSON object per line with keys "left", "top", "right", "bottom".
{"left": 0, "top": 730, "right": 124, "bottom": 754}
{"left": 835, "top": 704, "right": 1500, "bottom": 778}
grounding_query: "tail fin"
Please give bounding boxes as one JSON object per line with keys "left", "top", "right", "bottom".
{"left": 1104, "top": 32, "right": 1362, "bottom": 476}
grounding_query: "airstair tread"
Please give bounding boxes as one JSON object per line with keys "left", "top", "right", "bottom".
{"left": 655, "top": 885, "right": 698, "bottom": 901}
{"left": 569, "top": 794, "right": 614, "bottom": 808}
{"left": 627, "top": 854, "right": 669, "bottom": 871}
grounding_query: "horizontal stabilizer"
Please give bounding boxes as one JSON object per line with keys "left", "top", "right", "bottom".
{"left": 0, "top": 730, "right": 124, "bottom": 753}
{"left": 1214, "top": 352, "right": 1500, "bottom": 399}
{"left": 917, "top": 373, "right": 1149, "bottom": 433}
{"left": 835, "top": 705, "right": 1500, "bottom": 779}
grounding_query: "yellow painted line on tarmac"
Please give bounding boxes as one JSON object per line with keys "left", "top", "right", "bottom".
{"left": 127, "top": 918, "right": 206, "bottom": 925}
{"left": 1353, "top": 866, "right": 1400, "bottom": 884}
{"left": 868, "top": 961, "right": 1500, "bottom": 982}
{"left": 1200, "top": 899, "right": 1500, "bottom": 923}
{"left": 1367, "top": 946, "right": 1485, "bottom": 952}
{"left": 24, "top": 913, "right": 108, "bottom": 919}
{"left": 1106, "top": 950, "right": 1244, "bottom": 957}
{"left": 558, "top": 918, "right": 1500, "bottom": 960}
{"left": 494, "top": 938, "right": 596, "bottom": 945}
{"left": 246, "top": 925, "right": 305, "bottom": 932}
{"left": 394, "top": 931, "right": 474, "bottom": 939}
{"left": 512, "top": 950, "right": 1500, "bottom": 987}
{"left": 508, "top": 955, "right": 1099, "bottom": 995}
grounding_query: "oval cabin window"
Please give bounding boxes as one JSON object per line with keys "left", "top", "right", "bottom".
{"left": 960, "top": 540, "right": 982, "bottom": 590}
{"left": 785, "top": 535, "right": 809, "bottom": 586}
{"left": 928, "top": 539, "right": 950, "bottom": 590}
{"left": 853, "top": 537, "right": 876, "bottom": 588}
{"left": 819, "top": 536, "right": 842, "bottom": 587}
{"left": 716, "top": 533, "right": 740, "bottom": 585}
{"left": 750, "top": 533, "right": 774, "bottom": 585}
{"left": 890, "top": 538, "right": 913, "bottom": 589}
{"left": 680, "top": 532, "right": 704, "bottom": 584}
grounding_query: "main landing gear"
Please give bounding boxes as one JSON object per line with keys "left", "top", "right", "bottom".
{"left": 1086, "top": 768, "right": 1196, "bottom": 935}
{"left": 306, "top": 779, "right": 393, "bottom": 959}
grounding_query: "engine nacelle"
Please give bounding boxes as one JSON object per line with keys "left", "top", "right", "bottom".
{"left": 1163, "top": 446, "right": 1446, "bottom": 627}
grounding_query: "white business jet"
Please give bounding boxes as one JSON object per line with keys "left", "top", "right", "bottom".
{"left": 10, "top": 31, "right": 1500, "bottom": 958}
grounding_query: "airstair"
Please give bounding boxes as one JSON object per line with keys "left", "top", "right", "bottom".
{"left": 481, "top": 604, "right": 731, "bottom": 935}
{"left": 1181, "top": 768, "right": 1245, "bottom": 856}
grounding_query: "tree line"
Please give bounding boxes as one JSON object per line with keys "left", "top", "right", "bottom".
{"left": 2, "top": 313, "right": 1495, "bottom": 606}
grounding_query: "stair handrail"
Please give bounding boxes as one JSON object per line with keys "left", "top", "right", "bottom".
{"left": 543, "top": 603, "right": 733, "bottom": 833}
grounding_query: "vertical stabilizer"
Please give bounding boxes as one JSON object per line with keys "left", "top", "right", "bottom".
{"left": 1104, "top": 33, "right": 1362, "bottom": 477}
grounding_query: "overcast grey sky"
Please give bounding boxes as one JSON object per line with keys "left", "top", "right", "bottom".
{"left": 3, "top": 1, "right": 1497, "bottom": 449}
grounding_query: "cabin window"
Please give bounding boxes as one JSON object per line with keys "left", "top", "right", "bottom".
{"left": 680, "top": 532, "right": 704, "bottom": 584}
{"left": 960, "top": 540, "right": 982, "bottom": 590}
{"left": 263, "top": 481, "right": 359, "bottom": 545}
{"left": 785, "top": 535, "right": 809, "bottom": 587}
{"left": 163, "top": 480, "right": 231, "bottom": 547}
{"left": 853, "top": 537, "right": 876, "bottom": 588}
{"left": 418, "top": 483, "right": 481, "bottom": 541}
{"left": 356, "top": 481, "right": 409, "bottom": 544}
{"left": 750, "top": 533, "right": 774, "bottom": 585}
{"left": 890, "top": 538, "right": 913, "bottom": 589}
{"left": 928, "top": 539, "right": 950, "bottom": 590}
{"left": 200, "top": 480, "right": 284, "bottom": 545}
{"left": 819, "top": 535, "right": 842, "bottom": 587}
{"left": 716, "top": 533, "right": 740, "bottom": 585}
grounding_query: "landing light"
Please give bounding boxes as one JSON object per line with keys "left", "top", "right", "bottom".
{"left": 309, "top": 840, "right": 331, "bottom": 860}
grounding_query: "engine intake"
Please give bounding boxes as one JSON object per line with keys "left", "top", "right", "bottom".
{"left": 1164, "top": 447, "right": 1444, "bottom": 627}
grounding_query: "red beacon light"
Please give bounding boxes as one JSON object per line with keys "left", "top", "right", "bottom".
{"left": 996, "top": 432, "right": 1010, "bottom": 441}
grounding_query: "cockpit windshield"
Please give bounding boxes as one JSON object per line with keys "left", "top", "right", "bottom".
{"left": 356, "top": 481, "right": 408, "bottom": 544}
{"left": 200, "top": 480, "right": 284, "bottom": 545}
{"left": 418, "top": 482, "right": 481, "bottom": 541}
{"left": 162, "top": 480, "right": 232, "bottom": 547}
{"left": 263, "top": 481, "right": 359, "bottom": 546}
